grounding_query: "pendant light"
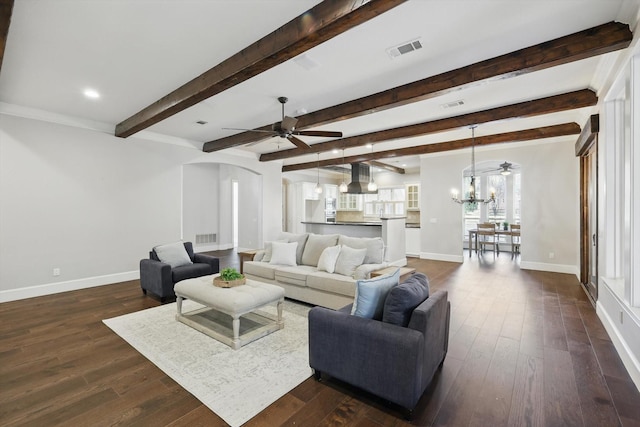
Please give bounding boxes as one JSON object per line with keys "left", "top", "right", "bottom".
{"left": 339, "top": 148, "right": 348, "bottom": 193}
{"left": 315, "top": 153, "right": 323, "bottom": 194}
{"left": 451, "top": 125, "right": 495, "bottom": 205}
{"left": 367, "top": 144, "right": 377, "bottom": 192}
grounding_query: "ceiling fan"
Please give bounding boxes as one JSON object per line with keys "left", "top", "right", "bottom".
{"left": 477, "top": 161, "right": 519, "bottom": 175}
{"left": 496, "top": 161, "right": 518, "bottom": 175}
{"left": 223, "top": 96, "right": 343, "bottom": 149}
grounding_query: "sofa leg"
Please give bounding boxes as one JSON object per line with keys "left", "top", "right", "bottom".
{"left": 313, "top": 369, "right": 322, "bottom": 381}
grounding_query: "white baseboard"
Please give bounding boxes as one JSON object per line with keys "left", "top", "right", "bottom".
{"left": 520, "top": 261, "right": 579, "bottom": 277}
{"left": 194, "top": 243, "right": 233, "bottom": 252}
{"left": 596, "top": 301, "right": 640, "bottom": 390}
{"left": 0, "top": 271, "right": 139, "bottom": 303}
{"left": 388, "top": 258, "right": 408, "bottom": 267}
{"left": 420, "top": 252, "right": 464, "bottom": 263}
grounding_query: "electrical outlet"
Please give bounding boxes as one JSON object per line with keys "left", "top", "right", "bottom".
{"left": 548, "top": 252, "right": 555, "bottom": 259}
{"left": 53, "top": 268, "right": 61, "bottom": 276}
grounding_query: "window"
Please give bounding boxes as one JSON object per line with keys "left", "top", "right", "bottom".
{"left": 364, "top": 187, "right": 405, "bottom": 218}
{"left": 462, "top": 171, "right": 521, "bottom": 242}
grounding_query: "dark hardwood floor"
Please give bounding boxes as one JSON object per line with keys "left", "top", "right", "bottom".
{"left": 2, "top": 250, "right": 639, "bottom": 426}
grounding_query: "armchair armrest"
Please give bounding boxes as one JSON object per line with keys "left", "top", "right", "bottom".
{"left": 140, "top": 259, "right": 173, "bottom": 298}
{"left": 309, "top": 306, "right": 423, "bottom": 408}
{"left": 193, "top": 253, "right": 220, "bottom": 274}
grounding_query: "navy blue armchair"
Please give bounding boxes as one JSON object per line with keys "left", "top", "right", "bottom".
{"left": 140, "top": 242, "right": 219, "bottom": 302}
{"left": 308, "top": 289, "right": 450, "bottom": 416}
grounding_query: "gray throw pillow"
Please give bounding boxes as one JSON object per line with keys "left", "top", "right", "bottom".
{"left": 301, "top": 234, "right": 339, "bottom": 266}
{"left": 334, "top": 245, "right": 367, "bottom": 277}
{"left": 338, "top": 235, "right": 385, "bottom": 264}
{"left": 382, "top": 273, "right": 430, "bottom": 327}
{"left": 153, "top": 242, "right": 193, "bottom": 268}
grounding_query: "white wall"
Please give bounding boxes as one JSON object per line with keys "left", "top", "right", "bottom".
{"left": 0, "top": 113, "right": 282, "bottom": 302}
{"left": 419, "top": 138, "right": 580, "bottom": 273}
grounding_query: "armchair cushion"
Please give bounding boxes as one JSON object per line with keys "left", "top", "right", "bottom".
{"left": 351, "top": 268, "right": 400, "bottom": 319}
{"left": 172, "top": 263, "right": 212, "bottom": 283}
{"left": 153, "top": 242, "right": 193, "bottom": 268}
{"left": 383, "top": 273, "right": 430, "bottom": 327}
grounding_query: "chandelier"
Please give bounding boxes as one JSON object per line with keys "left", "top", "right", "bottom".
{"left": 451, "top": 125, "right": 495, "bottom": 205}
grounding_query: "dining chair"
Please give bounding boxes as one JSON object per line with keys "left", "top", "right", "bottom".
{"left": 510, "top": 224, "right": 521, "bottom": 257}
{"left": 477, "top": 222, "right": 497, "bottom": 255}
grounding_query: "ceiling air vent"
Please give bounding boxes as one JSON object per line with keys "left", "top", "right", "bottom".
{"left": 440, "top": 100, "right": 465, "bottom": 109}
{"left": 386, "top": 38, "right": 423, "bottom": 59}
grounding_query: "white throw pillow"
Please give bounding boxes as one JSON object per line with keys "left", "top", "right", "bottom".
{"left": 153, "top": 242, "right": 193, "bottom": 268}
{"left": 262, "top": 239, "right": 287, "bottom": 263}
{"left": 334, "top": 245, "right": 367, "bottom": 277}
{"left": 316, "top": 245, "right": 341, "bottom": 274}
{"left": 269, "top": 241, "right": 298, "bottom": 266}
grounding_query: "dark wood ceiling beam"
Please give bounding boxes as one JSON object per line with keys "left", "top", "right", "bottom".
{"left": 115, "top": 0, "right": 407, "bottom": 138}
{"left": 204, "top": 21, "right": 630, "bottom": 152}
{"left": 0, "top": 0, "right": 14, "bottom": 73}
{"left": 282, "top": 123, "right": 581, "bottom": 172}
{"left": 262, "top": 89, "right": 597, "bottom": 162}
{"left": 364, "top": 160, "right": 405, "bottom": 174}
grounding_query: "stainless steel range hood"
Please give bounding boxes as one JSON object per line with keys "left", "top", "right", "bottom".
{"left": 347, "top": 163, "right": 378, "bottom": 194}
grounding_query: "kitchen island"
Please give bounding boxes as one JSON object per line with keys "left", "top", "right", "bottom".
{"left": 301, "top": 217, "right": 406, "bottom": 266}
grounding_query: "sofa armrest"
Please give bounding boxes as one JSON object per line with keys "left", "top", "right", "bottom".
{"left": 253, "top": 249, "right": 266, "bottom": 262}
{"left": 309, "top": 306, "right": 423, "bottom": 408}
{"left": 193, "top": 253, "right": 220, "bottom": 274}
{"left": 353, "top": 262, "right": 388, "bottom": 280}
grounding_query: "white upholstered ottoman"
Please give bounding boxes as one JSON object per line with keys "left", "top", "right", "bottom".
{"left": 174, "top": 274, "right": 285, "bottom": 349}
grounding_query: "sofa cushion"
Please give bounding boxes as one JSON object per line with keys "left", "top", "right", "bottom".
{"left": 382, "top": 273, "right": 430, "bottom": 327}
{"left": 279, "top": 232, "right": 309, "bottom": 265}
{"left": 275, "top": 266, "right": 316, "bottom": 287}
{"left": 338, "top": 236, "right": 385, "bottom": 264}
{"left": 172, "top": 263, "right": 211, "bottom": 283}
{"left": 317, "top": 245, "right": 341, "bottom": 273}
{"left": 334, "top": 245, "right": 367, "bottom": 277}
{"left": 154, "top": 242, "right": 193, "bottom": 268}
{"left": 269, "top": 241, "right": 298, "bottom": 266}
{"left": 302, "top": 234, "right": 340, "bottom": 267}
{"left": 351, "top": 268, "right": 400, "bottom": 319}
{"left": 243, "top": 261, "right": 278, "bottom": 280}
{"left": 307, "top": 271, "right": 356, "bottom": 297}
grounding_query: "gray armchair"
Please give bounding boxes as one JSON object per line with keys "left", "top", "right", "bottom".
{"left": 140, "top": 242, "right": 219, "bottom": 302}
{"left": 308, "top": 288, "right": 450, "bottom": 417}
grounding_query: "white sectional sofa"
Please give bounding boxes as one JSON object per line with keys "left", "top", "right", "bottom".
{"left": 243, "top": 232, "right": 388, "bottom": 309}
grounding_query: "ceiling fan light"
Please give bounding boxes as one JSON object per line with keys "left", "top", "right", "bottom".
{"left": 501, "top": 169, "right": 511, "bottom": 176}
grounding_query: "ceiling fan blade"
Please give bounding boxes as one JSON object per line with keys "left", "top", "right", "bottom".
{"left": 222, "top": 127, "right": 277, "bottom": 134}
{"left": 281, "top": 116, "right": 298, "bottom": 132}
{"left": 295, "top": 130, "right": 343, "bottom": 138}
{"left": 287, "top": 135, "right": 310, "bottom": 149}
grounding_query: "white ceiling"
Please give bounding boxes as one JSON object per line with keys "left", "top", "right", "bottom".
{"left": 2, "top": 0, "right": 639, "bottom": 173}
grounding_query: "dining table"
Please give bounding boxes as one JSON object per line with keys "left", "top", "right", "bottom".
{"left": 468, "top": 227, "right": 520, "bottom": 257}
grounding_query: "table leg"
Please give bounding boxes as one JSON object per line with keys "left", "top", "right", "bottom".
{"left": 232, "top": 316, "right": 240, "bottom": 348}
{"left": 469, "top": 231, "right": 472, "bottom": 257}
{"left": 277, "top": 298, "right": 284, "bottom": 328}
{"left": 176, "top": 295, "right": 183, "bottom": 315}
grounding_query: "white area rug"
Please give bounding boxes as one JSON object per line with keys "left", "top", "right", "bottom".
{"left": 103, "top": 299, "right": 312, "bottom": 427}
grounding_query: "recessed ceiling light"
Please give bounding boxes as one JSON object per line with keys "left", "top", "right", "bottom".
{"left": 332, "top": 149, "right": 339, "bottom": 154}
{"left": 366, "top": 143, "right": 373, "bottom": 149}
{"left": 83, "top": 88, "right": 100, "bottom": 99}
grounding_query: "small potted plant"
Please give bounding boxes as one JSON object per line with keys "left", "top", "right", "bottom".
{"left": 213, "top": 267, "right": 246, "bottom": 288}
{"left": 503, "top": 221, "right": 509, "bottom": 230}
